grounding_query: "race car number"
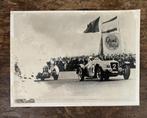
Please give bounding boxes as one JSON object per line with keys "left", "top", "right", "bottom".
{"left": 110, "top": 62, "right": 118, "bottom": 71}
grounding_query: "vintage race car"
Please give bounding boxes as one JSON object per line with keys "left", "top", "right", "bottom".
{"left": 36, "top": 65, "right": 59, "bottom": 81}
{"left": 76, "top": 58, "right": 130, "bottom": 81}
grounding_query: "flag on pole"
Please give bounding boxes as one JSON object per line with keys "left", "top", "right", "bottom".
{"left": 84, "top": 17, "right": 103, "bottom": 56}
{"left": 84, "top": 17, "right": 100, "bottom": 33}
{"left": 83, "top": 16, "right": 123, "bottom": 56}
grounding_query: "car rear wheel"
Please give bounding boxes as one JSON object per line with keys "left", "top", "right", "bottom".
{"left": 123, "top": 65, "right": 130, "bottom": 80}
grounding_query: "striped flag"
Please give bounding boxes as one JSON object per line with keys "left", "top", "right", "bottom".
{"left": 102, "top": 16, "right": 118, "bottom": 33}
{"left": 84, "top": 17, "right": 100, "bottom": 33}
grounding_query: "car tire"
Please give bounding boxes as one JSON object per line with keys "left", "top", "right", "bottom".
{"left": 123, "top": 65, "right": 130, "bottom": 80}
{"left": 53, "top": 74, "right": 59, "bottom": 80}
{"left": 104, "top": 71, "right": 109, "bottom": 81}
{"left": 36, "top": 72, "right": 42, "bottom": 80}
{"left": 78, "top": 67, "right": 84, "bottom": 81}
{"left": 96, "top": 67, "right": 104, "bottom": 81}
{"left": 41, "top": 77, "right": 45, "bottom": 81}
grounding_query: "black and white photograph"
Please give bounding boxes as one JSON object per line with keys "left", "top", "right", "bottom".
{"left": 10, "top": 10, "right": 140, "bottom": 107}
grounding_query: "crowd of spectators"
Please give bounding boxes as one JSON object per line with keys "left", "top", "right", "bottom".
{"left": 101, "top": 53, "right": 136, "bottom": 68}
{"left": 49, "top": 53, "right": 136, "bottom": 71}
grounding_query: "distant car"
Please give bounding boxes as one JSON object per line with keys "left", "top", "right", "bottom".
{"left": 76, "top": 57, "right": 130, "bottom": 81}
{"left": 36, "top": 65, "right": 59, "bottom": 81}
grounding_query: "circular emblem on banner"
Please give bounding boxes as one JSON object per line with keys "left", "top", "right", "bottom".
{"left": 105, "top": 34, "right": 119, "bottom": 50}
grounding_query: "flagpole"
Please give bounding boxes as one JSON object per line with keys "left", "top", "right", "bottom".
{"left": 100, "top": 33, "right": 104, "bottom": 60}
{"left": 99, "top": 17, "right": 104, "bottom": 60}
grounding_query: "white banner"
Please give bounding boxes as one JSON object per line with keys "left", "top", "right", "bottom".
{"left": 102, "top": 32, "right": 123, "bottom": 55}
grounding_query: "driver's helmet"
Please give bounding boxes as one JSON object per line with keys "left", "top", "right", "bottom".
{"left": 43, "top": 66, "right": 48, "bottom": 72}
{"left": 47, "top": 61, "right": 51, "bottom": 67}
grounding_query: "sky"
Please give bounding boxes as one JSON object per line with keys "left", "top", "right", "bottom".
{"left": 11, "top": 10, "right": 140, "bottom": 75}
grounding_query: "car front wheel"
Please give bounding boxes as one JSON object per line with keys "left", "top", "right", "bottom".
{"left": 41, "top": 77, "right": 45, "bottom": 81}
{"left": 52, "top": 72, "right": 59, "bottom": 80}
{"left": 53, "top": 74, "right": 59, "bottom": 80}
{"left": 96, "top": 67, "right": 104, "bottom": 81}
{"left": 78, "top": 67, "right": 84, "bottom": 81}
{"left": 104, "top": 70, "right": 109, "bottom": 81}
